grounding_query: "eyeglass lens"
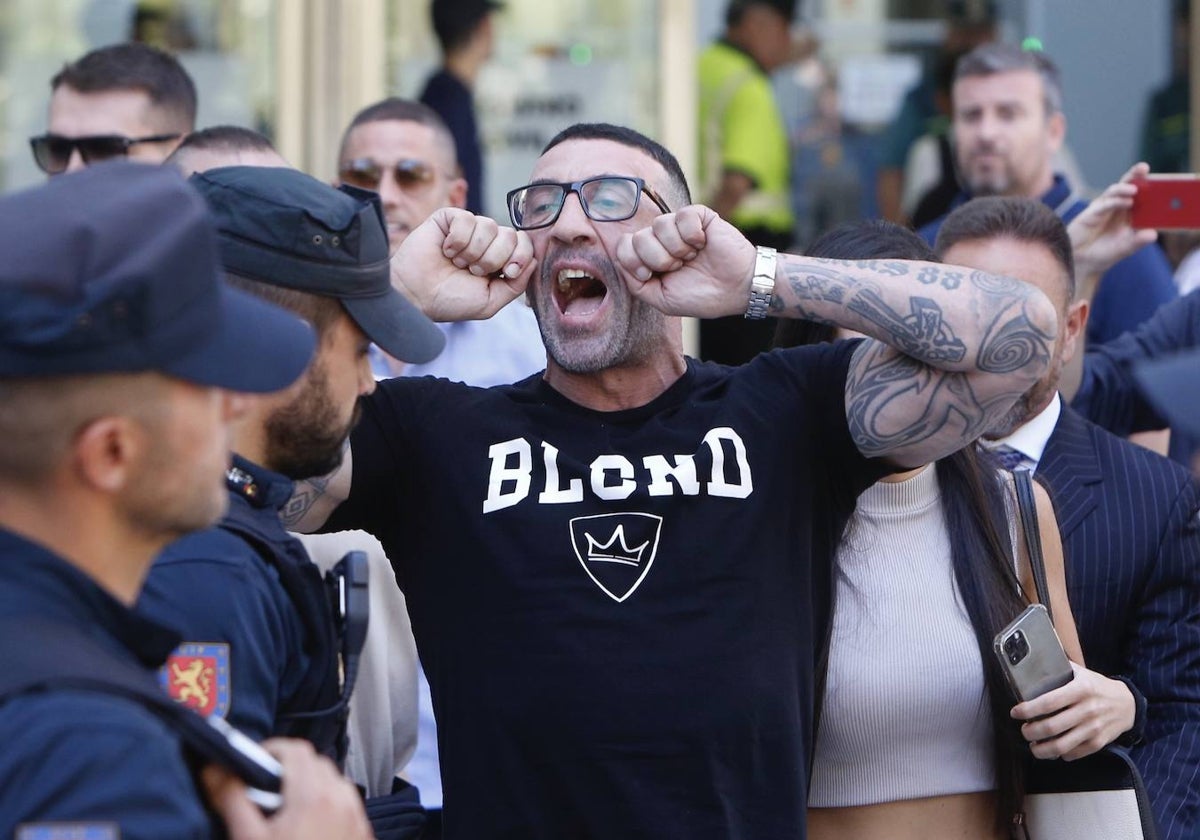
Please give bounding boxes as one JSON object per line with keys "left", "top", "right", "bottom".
{"left": 512, "top": 177, "right": 643, "bottom": 229}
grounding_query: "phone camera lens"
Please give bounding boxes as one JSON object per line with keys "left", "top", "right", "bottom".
{"left": 1004, "top": 630, "right": 1028, "bottom": 665}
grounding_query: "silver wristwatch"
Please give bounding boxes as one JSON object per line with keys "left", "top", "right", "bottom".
{"left": 744, "top": 246, "right": 777, "bottom": 320}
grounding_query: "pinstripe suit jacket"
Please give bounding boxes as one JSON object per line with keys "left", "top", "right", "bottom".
{"left": 1036, "top": 405, "right": 1200, "bottom": 840}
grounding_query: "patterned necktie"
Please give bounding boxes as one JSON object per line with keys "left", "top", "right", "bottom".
{"left": 992, "top": 444, "right": 1028, "bottom": 472}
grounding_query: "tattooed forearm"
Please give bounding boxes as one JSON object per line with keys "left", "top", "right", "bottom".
{"left": 783, "top": 265, "right": 968, "bottom": 363}
{"left": 775, "top": 256, "right": 1056, "bottom": 378}
{"left": 846, "top": 293, "right": 967, "bottom": 363}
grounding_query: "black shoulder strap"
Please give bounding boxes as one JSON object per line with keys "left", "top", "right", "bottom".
{"left": 1013, "top": 469, "right": 1053, "bottom": 617}
{"left": 217, "top": 518, "right": 348, "bottom": 763}
{"left": 0, "top": 616, "right": 280, "bottom": 793}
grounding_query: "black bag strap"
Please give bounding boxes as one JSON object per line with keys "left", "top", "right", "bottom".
{"left": 1013, "top": 469, "right": 1053, "bottom": 619}
{"left": 0, "top": 616, "right": 281, "bottom": 793}
{"left": 218, "top": 518, "right": 351, "bottom": 761}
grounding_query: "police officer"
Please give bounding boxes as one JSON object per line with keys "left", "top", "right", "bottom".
{"left": 0, "top": 161, "right": 371, "bottom": 839}
{"left": 135, "top": 167, "right": 443, "bottom": 766}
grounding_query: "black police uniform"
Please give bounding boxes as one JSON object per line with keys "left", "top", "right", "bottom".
{"left": 0, "top": 529, "right": 215, "bottom": 839}
{"left": 139, "top": 454, "right": 347, "bottom": 762}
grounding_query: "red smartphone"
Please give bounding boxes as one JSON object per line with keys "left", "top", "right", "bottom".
{"left": 1131, "top": 174, "right": 1200, "bottom": 230}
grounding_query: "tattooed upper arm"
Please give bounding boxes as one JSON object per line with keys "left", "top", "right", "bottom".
{"left": 846, "top": 340, "right": 996, "bottom": 461}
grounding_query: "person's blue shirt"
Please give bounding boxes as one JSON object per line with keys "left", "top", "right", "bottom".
{"left": 139, "top": 454, "right": 338, "bottom": 756}
{"left": 919, "top": 174, "right": 1178, "bottom": 346}
{"left": 420, "top": 69, "right": 484, "bottom": 216}
{"left": 0, "top": 529, "right": 212, "bottom": 839}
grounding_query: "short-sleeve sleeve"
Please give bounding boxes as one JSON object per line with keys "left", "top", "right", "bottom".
{"left": 324, "top": 377, "right": 431, "bottom": 540}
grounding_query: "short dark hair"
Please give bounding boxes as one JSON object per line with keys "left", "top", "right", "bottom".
{"left": 51, "top": 42, "right": 197, "bottom": 133}
{"left": 774, "top": 219, "right": 936, "bottom": 348}
{"left": 224, "top": 273, "right": 343, "bottom": 341}
{"left": 169, "top": 124, "right": 275, "bottom": 156}
{"left": 725, "top": 0, "right": 795, "bottom": 28}
{"left": 934, "top": 196, "right": 1075, "bottom": 303}
{"left": 542, "top": 122, "right": 692, "bottom": 209}
{"left": 431, "top": 0, "right": 497, "bottom": 54}
{"left": 339, "top": 97, "right": 456, "bottom": 164}
{"left": 954, "top": 42, "right": 1064, "bottom": 115}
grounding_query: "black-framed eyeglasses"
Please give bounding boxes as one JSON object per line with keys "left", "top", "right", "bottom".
{"left": 506, "top": 176, "right": 671, "bottom": 230}
{"left": 339, "top": 158, "right": 437, "bottom": 192}
{"left": 29, "top": 132, "right": 182, "bottom": 174}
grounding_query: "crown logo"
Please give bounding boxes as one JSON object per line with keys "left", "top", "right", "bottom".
{"left": 585, "top": 525, "right": 649, "bottom": 566}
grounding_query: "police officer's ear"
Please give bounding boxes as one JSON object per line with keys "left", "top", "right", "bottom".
{"left": 71, "top": 412, "right": 150, "bottom": 494}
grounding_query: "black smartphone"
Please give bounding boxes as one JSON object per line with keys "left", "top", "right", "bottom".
{"left": 993, "top": 604, "right": 1073, "bottom": 702}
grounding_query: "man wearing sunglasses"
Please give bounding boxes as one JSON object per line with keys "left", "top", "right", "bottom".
{"left": 289, "top": 121, "right": 1058, "bottom": 839}
{"left": 338, "top": 98, "right": 468, "bottom": 254}
{"left": 30, "top": 42, "right": 195, "bottom": 176}
{"left": 336, "top": 96, "right": 544, "bottom": 384}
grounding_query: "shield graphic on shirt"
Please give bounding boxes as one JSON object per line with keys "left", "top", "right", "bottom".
{"left": 569, "top": 512, "right": 663, "bottom": 602}
{"left": 158, "top": 641, "right": 231, "bottom": 718}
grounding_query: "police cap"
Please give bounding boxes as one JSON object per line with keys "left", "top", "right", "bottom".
{"left": 0, "top": 161, "right": 315, "bottom": 392}
{"left": 189, "top": 166, "right": 445, "bottom": 364}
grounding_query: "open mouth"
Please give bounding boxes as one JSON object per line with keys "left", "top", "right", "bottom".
{"left": 554, "top": 268, "right": 608, "bottom": 317}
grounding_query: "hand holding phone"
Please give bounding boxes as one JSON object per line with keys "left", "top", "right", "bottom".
{"left": 993, "top": 604, "right": 1073, "bottom": 702}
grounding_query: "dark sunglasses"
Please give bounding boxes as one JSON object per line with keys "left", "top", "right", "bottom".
{"left": 506, "top": 176, "right": 671, "bottom": 231}
{"left": 29, "top": 132, "right": 181, "bottom": 174}
{"left": 339, "top": 158, "right": 437, "bottom": 192}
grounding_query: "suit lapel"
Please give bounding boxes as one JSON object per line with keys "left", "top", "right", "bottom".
{"left": 1035, "top": 406, "right": 1103, "bottom": 539}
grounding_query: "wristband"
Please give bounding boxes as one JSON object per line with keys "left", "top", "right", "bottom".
{"left": 744, "top": 246, "right": 777, "bottom": 320}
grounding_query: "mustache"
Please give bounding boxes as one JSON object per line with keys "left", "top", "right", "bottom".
{"left": 966, "top": 140, "right": 1000, "bottom": 156}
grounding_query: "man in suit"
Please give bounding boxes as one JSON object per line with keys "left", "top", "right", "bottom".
{"left": 920, "top": 42, "right": 1176, "bottom": 346}
{"left": 936, "top": 195, "right": 1200, "bottom": 840}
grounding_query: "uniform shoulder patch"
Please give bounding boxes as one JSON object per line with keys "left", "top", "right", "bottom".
{"left": 158, "top": 642, "right": 231, "bottom": 718}
{"left": 17, "top": 824, "right": 119, "bottom": 839}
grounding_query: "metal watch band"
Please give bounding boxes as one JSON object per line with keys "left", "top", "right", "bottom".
{"left": 744, "top": 246, "right": 777, "bottom": 320}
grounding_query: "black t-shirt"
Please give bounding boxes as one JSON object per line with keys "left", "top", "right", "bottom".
{"left": 328, "top": 342, "right": 888, "bottom": 839}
